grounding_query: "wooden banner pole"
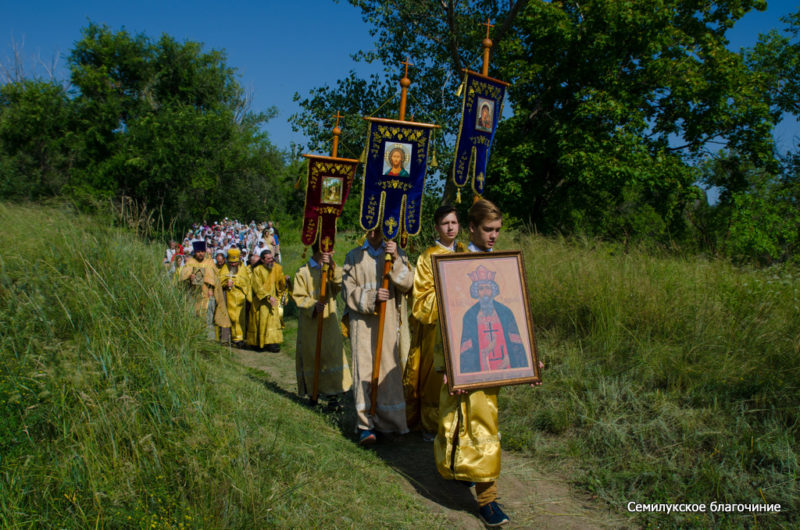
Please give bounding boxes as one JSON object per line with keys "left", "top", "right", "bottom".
{"left": 475, "top": 19, "right": 495, "bottom": 204}
{"left": 481, "top": 18, "right": 494, "bottom": 77}
{"left": 369, "top": 60, "right": 412, "bottom": 416}
{"left": 311, "top": 111, "right": 343, "bottom": 405}
{"left": 311, "top": 262, "right": 329, "bottom": 405}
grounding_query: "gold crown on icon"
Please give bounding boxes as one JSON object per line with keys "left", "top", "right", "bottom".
{"left": 468, "top": 265, "right": 495, "bottom": 283}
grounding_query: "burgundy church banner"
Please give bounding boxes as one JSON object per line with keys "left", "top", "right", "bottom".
{"left": 301, "top": 155, "right": 359, "bottom": 252}
{"left": 360, "top": 117, "right": 438, "bottom": 247}
{"left": 452, "top": 70, "right": 510, "bottom": 199}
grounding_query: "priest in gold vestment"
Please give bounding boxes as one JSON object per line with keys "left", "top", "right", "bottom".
{"left": 292, "top": 245, "right": 352, "bottom": 400}
{"left": 180, "top": 240, "right": 231, "bottom": 339}
{"left": 251, "top": 248, "right": 287, "bottom": 352}
{"left": 221, "top": 248, "right": 251, "bottom": 347}
{"left": 245, "top": 251, "right": 261, "bottom": 348}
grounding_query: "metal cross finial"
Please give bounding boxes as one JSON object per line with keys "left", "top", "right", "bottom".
{"left": 482, "top": 18, "right": 494, "bottom": 39}
{"left": 401, "top": 56, "right": 413, "bottom": 78}
{"left": 333, "top": 111, "right": 343, "bottom": 129}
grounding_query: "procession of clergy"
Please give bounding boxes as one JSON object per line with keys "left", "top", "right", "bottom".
{"left": 170, "top": 200, "right": 538, "bottom": 527}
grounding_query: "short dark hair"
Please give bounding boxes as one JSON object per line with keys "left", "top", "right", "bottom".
{"left": 433, "top": 204, "right": 458, "bottom": 225}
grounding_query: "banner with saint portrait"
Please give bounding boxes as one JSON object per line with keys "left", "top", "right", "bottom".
{"left": 301, "top": 155, "right": 359, "bottom": 252}
{"left": 452, "top": 70, "right": 510, "bottom": 199}
{"left": 360, "top": 117, "right": 438, "bottom": 246}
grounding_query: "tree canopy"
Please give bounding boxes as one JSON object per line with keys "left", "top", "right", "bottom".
{"left": 291, "top": 1, "right": 799, "bottom": 262}
{"left": 0, "top": 23, "right": 301, "bottom": 228}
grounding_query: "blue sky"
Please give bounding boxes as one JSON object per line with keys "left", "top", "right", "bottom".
{"left": 2, "top": 0, "right": 798, "bottom": 152}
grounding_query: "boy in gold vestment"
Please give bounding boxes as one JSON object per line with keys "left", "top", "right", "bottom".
{"left": 434, "top": 199, "right": 543, "bottom": 527}
{"left": 403, "top": 205, "right": 466, "bottom": 440}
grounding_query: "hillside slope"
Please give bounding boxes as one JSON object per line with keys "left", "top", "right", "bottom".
{"left": 0, "top": 203, "right": 433, "bottom": 527}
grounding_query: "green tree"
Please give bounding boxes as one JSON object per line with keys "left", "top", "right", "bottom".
{"left": 66, "top": 23, "right": 286, "bottom": 225}
{"left": 0, "top": 80, "right": 76, "bottom": 199}
{"left": 293, "top": 0, "right": 776, "bottom": 242}
{"left": 690, "top": 9, "right": 800, "bottom": 263}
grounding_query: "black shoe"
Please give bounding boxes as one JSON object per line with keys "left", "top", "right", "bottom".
{"left": 478, "top": 501, "right": 509, "bottom": 527}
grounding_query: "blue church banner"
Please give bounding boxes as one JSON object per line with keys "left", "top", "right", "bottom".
{"left": 360, "top": 117, "right": 439, "bottom": 244}
{"left": 452, "top": 70, "right": 510, "bottom": 198}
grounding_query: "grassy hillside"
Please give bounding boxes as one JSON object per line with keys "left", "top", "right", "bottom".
{"left": 0, "top": 203, "right": 434, "bottom": 527}
{"left": 498, "top": 234, "right": 799, "bottom": 527}
{"left": 4, "top": 201, "right": 797, "bottom": 527}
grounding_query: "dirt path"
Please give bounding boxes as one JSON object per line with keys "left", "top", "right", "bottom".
{"left": 232, "top": 333, "right": 627, "bottom": 528}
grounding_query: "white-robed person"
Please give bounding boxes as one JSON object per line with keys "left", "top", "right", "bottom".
{"left": 342, "top": 229, "right": 414, "bottom": 445}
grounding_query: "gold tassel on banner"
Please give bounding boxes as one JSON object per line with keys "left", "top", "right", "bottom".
{"left": 456, "top": 82, "right": 464, "bottom": 97}
{"left": 456, "top": 188, "right": 462, "bottom": 204}
{"left": 294, "top": 173, "right": 304, "bottom": 190}
{"left": 359, "top": 148, "right": 367, "bottom": 164}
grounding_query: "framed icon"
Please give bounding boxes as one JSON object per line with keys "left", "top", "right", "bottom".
{"left": 432, "top": 250, "right": 540, "bottom": 391}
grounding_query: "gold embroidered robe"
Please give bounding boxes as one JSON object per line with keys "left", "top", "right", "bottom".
{"left": 434, "top": 246, "right": 501, "bottom": 483}
{"left": 403, "top": 241, "right": 467, "bottom": 433}
{"left": 179, "top": 256, "right": 231, "bottom": 328}
{"left": 292, "top": 261, "right": 352, "bottom": 396}
{"left": 245, "top": 264, "right": 260, "bottom": 347}
{"left": 220, "top": 263, "right": 251, "bottom": 342}
{"left": 251, "top": 263, "right": 286, "bottom": 347}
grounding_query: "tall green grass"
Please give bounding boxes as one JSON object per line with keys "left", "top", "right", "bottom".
{"left": 0, "top": 202, "right": 435, "bottom": 527}
{"left": 499, "top": 234, "right": 799, "bottom": 527}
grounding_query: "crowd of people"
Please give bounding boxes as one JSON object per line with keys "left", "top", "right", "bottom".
{"left": 167, "top": 200, "right": 543, "bottom": 527}
{"left": 166, "top": 219, "right": 287, "bottom": 350}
